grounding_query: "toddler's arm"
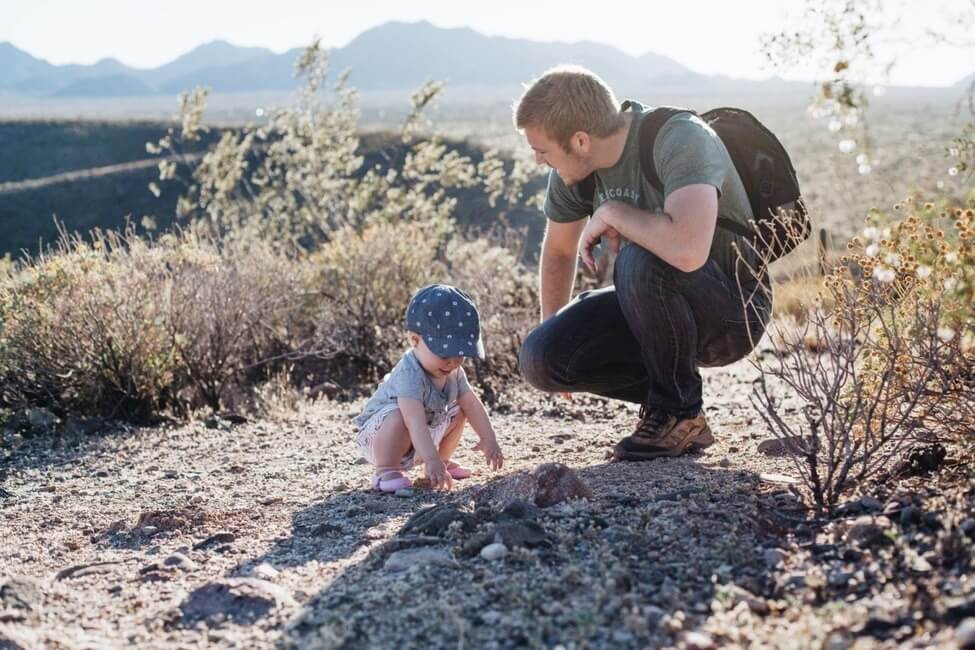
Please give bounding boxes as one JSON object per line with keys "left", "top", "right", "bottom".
{"left": 458, "top": 390, "right": 504, "bottom": 470}
{"left": 397, "top": 397, "right": 452, "bottom": 490}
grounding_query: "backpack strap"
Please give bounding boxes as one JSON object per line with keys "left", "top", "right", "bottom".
{"left": 639, "top": 106, "right": 758, "bottom": 240}
{"left": 575, "top": 104, "right": 759, "bottom": 241}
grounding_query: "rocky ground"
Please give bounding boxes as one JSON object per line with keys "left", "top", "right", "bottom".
{"left": 1, "top": 359, "right": 973, "bottom": 649}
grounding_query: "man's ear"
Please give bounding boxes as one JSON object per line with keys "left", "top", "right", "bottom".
{"left": 571, "top": 131, "right": 591, "bottom": 154}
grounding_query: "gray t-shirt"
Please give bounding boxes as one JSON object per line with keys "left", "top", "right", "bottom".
{"left": 353, "top": 350, "right": 472, "bottom": 430}
{"left": 542, "top": 99, "right": 761, "bottom": 282}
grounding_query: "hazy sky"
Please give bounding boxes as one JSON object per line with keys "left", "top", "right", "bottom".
{"left": 4, "top": 0, "right": 974, "bottom": 87}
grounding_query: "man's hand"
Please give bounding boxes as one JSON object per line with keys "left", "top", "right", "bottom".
{"left": 580, "top": 208, "right": 621, "bottom": 275}
{"left": 424, "top": 458, "right": 454, "bottom": 491}
{"left": 473, "top": 439, "right": 504, "bottom": 470}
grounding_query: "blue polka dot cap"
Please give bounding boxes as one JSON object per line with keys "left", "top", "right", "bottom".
{"left": 406, "top": 284, "right": 485, "bottom": 359}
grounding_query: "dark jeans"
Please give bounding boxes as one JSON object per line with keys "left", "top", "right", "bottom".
{"left": 519, "top": 244, "right": 772, "bottom": 418}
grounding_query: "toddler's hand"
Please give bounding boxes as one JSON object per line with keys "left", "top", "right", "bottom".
{"left": 474, "top": 440, "right": 504, "bottom": 470}
{"left": 424, "top": 458, "right": 454, "bottom": 491}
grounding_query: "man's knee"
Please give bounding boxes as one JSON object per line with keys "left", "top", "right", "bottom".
{"left": 518, "top": 326, "right": 562, "bottom": 392}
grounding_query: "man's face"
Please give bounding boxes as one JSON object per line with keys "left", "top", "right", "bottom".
{"left": 524, "top": 125, "right": 591, "bottom": 186}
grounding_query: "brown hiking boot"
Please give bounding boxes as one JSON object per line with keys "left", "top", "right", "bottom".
{"left": 613, "top": 407, "right": 714, "bottom": 461}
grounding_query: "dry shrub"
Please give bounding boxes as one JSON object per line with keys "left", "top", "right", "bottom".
{"left": 0, "top": 229, "right": 180, "bottom": 420}
{"left": 304, "top": 219, "right": 449, "bottom": 382}
{"left": 0, "top": 228, "right": 306, "bottom": 422}
{"left": 164, "top": 235, "right": 307, "bottom": 414}
{"left": 444, "top": 235, "right": 537, "bottom": 402}
{"left": 751, "top": 188, "right": 975, "bottom": 514}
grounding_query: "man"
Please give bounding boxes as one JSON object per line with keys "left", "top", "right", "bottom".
{"left": 514, "top": 65, "right": 771, "bottom": 460}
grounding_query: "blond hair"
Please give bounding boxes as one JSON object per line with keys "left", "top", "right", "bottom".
{"left": 513, "top": 65, "right": 624, "bottom": 150}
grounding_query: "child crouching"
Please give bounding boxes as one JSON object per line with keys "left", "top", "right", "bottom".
{"left": 353, "top": 284, "right": 504, "bottom": 492}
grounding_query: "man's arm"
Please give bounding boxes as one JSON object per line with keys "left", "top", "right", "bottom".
{"left": 584, "top": 184, "right": 718, "bottom": 273}
{"left": 539, "top": 218, "right": 587, "bottom": 320}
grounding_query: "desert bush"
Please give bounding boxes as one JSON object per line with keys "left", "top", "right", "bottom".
{"left": 0, "top": 42, "right": 545, "bottom": 425}
{"left": 303, "top": 219, "right": 450, "bottom": 383}
{"left": 751, "top": 188, "right": 975, "bottom": 514}
{"left": 443, "top": 235, "right": 537, "bottom": 402}
{"left": 0, "top": 228, "right": 306, "bottom": 422}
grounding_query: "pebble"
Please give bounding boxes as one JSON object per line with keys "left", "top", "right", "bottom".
{"left": 763, "top": 547, "right": 786, "bottom": 568}
{"left": 394, "top": 488, "right": 416, "bottom": 498}
{"left": 163, "top": 552, "right": 197, "bottom": 571}
{"left": 957, "top": 618, "right": 975, "bottom": 649}
{"left": 480, "top": 543, "right": 508, "bottom": 561}
{"left": 685, "top": 631, "right": 716, "bottom": 649}
{"left": 253, "top": 562, "right": 279, "bottom": 580}
{"left": 141, "top": 526, "right": 159, "bottom": 536}
{"left": 860, "top": 496, "right": 882, "bottom": 511}
{"left": 828, "top": 570, "right": 851, "bottom": 587}
{"left": 960, "top": 519, "right": 975, "bottom": 536}
{"left": 900, "top": 505, "right": 921, "bottom": 527}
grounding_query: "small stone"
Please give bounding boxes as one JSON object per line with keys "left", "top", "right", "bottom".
{"left": 685, "top": 631, "right": 715, "bottom": 649}
{"left": 399, "top": 505, "right": 476, "bottom": 537}
{"left": 961, "top": 519, "right": 975, "bottom": 537}
{"left": 384, "top": 547, "right": 456, "bottom": 572}
{"left": 253, "top": 563, "right": 279, "bottom": 580}
{"left": 141, "top": 526, "right": 159, "bottom": 536}
{"left": 763, "top": 547, "right": 786, "bottom": 568}
{"left": 957, "top": 618, "right": 975, "bottom": 649}
{"left": 193, "top": 532, "right": 236, "bottom": 550}
{"left": 163, "top": 552, "right": 197, "bottom": 571}
{"left": 828, "top": 570, "right": 851, "bottom": 587}
{"left": 479, "top": 543, "right": 508, "bottom": 561}
{"left": 859, "top": 496, "right": 882, "bottom": 511}
{"left": 900, "top": 505, "right": 921, "bottom": 527}
{"left": 845, "top": 516, "right": 890, "bottom": 548}
{"left": 27, "top": 408, "right": 57, "bottom": 430}
{"left": 612, "top": 630, "right": 636, "bottom": 644}
{"left": 394, "top": 488, "right": 415, "bottom": 498}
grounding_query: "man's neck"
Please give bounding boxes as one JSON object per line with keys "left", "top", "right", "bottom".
{"left": 590, "top": 112, "right": 634, "bottom": 171}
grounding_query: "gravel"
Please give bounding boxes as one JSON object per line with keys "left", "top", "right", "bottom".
{"left": 1, "top": 359, "right": 971, "bottom": 648}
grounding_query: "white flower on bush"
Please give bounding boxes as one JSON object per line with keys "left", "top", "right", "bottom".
{"left": 884, "top": 253, "right": 901, "bottom": 267}
{"left": 865, "top": 244, "right": 880, "bottom": 257}
{"left": 944, "top": 277, "right": 959, "bottom": 291}
{"left": 937, "top": 327, "right": 956, "bottom": 342}
{"left": 873, "top": 265, "right": 896, "bottom": 283}
{"left": 838, "top": 139, "right": 857, "bottom": 153}
{"left": 828, "top": 119, "right": 842, "bottom": 133}
{"left": 862, "top": 226, "right": 879, "bottom": 241}
{"left": 945, "top": 252, "right": 959, "bottom": 265}
{"left": 915, "top": 265, "right": 932, "bottom": 279}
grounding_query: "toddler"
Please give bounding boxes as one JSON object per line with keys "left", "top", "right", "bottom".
{"left": 353, "top": 284, "right": 504, "bottom": 492}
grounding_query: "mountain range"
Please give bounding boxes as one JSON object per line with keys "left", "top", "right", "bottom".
{"left": 2, "top": 21, "right": 970, "bottom": 103}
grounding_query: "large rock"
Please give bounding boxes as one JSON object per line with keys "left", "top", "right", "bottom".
{"left": 398, "top": 505, "right": 478, "bottom": 538}
{"left": 475, "top": 463, "right": 592, "bottom": 508}
{"left": 0, "top": 577, "right": 43, "bottom": 624}
{"left": 178, "top": 578, "right": 296, "bottom": 626}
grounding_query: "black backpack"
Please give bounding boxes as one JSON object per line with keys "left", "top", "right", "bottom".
{"left": 578, "top": 106, "right": 810, "bottom": 264}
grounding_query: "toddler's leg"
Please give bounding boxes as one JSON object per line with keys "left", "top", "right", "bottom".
{"left": 371, "top": 409, "right": 413, "bottom": 474}
{"left": 437, "top": 411, "right": 467, "bottom": 462}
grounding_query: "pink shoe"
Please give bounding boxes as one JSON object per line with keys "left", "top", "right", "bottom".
{"left": 445, "top": 463, "right": 472, "bottom": 480}
{"left": 371, "top": 470, "right": 412, "bottom": 492}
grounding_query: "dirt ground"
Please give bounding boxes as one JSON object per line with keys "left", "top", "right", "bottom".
{"left": 1, "top": 358, "right": 973, "bottom": 649}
